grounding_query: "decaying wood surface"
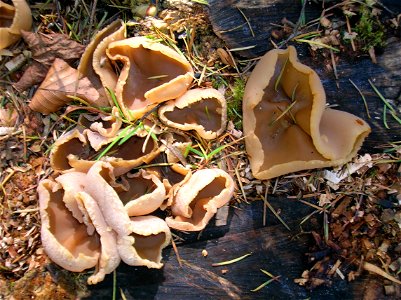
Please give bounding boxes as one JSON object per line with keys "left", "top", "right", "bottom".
{"left": 88, "top": 199, "right": 396, "bottom": 299}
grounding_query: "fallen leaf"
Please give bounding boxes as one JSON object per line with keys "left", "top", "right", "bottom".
{"left": 13, "top": 31, "right": 86, "bottom": 92}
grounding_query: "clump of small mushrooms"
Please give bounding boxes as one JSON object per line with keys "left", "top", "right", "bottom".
{"left": 31, "top": 21, "right": 234, "bottom": 284}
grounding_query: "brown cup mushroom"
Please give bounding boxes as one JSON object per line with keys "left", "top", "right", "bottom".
{"left": 243, "top": 46, "right": 371, "bottom": 180}
{"left": 0, "top": 0, "right": 32, "bottom": 49}
{"left": 106, "top": 36, "right": 194, "bottom": 120}
{"left": 29, "top": 58, "right": 103, "bottom": 114}
{"left": 50, "top": 129, "right": 94, "bottom": 173}
{"left": 118, "top": 216, "right": 171, "bottom": 269}
{"left": 38, "top": 179, "right": 101, "bottom": 274}
{"left": 118, "top": 169, "right": 166, "bottom": 217}
{"left": 50, "top": 126, "right": 160, "bottom": 176}
{"left": 166, "top": 168, "right": 235, "bottom": 231}
{"left": 78, "top": 19, "right": 126, "bottom": 104}
{"left": 158, "top": 88, "right": 227, "bottom": 139}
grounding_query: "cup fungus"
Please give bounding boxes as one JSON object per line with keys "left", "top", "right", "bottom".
{"left": 106, "top": 36, "right": 194, "bottom": 120}
{"left": 243, "top": 46, "right": 371, "bottom": 180}
{"left": 38, "top": 179, "right": 100, "bottom": 273}
{"left": 166, "top": 168, "right": 234, "bottom": 231}
{"left": 29, "top": 58, "right": 103, "bottom": 114}
{"left": 50, "top": 126, "right": 160, "bottom": 176}
{"left": 50, "top": 129, "right": 94, "bottom": 173}
{"left": 118, "top": 216, "right": 171, "bottom": 269}
{"left": 78, "top": 19, "right": 126, "bottom": 104}
{"left": 158, "top": 88, "right": 227, "bottom": 139}
{"left": 117, "top": 169, "right": 166, "bottom": 217}
{"left": 0, "top": 0, "right": 32, "bottom": 49}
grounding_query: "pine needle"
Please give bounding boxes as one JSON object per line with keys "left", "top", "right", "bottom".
{"left": 274, "top": 57, "right": 289, "bottom": 91}
{"left": 212, "top": 253, "right": 252, "bottom": 267}
{"left": 349, "top": 79, "right": 371, "bottom": 118}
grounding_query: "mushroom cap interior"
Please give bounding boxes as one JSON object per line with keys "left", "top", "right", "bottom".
{"left": 107, "top": 37, "right": 193, "bottom": 119}
{"left": 46, "top": 185, "right": 101, "bottom": 258}
{"left": 118, "top": 173, "right": 157, "bottom": 205}
{"left": 167, "top": 169, "right": 234, "bottom": 231}
{"left": 164, "top": 97, "right": 222, "bottom": 132}
{"left": 159, "top": 88, "right": 227, "bottom": 139}
{"left": 0, "top": 2, "right": 15, "bottom": 28}
{"left": 51, "top": 130, "right": 94, "bottom": 172}
{"left": 130, "top": 232, "right": 166, "bottom": 262}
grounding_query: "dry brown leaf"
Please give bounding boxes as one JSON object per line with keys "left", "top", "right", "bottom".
{"left": 29, "top": 58, "right": 101, "bottom": 114}
{"left": 13, "top": 31, "right": 85, "bottom": 92}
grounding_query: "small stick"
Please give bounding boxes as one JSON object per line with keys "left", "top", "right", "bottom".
{"left": 363, "top": 262, "right": 401, "bottom": 284}
{"left": 346, "top": 15, "right": 356, "bottom": 51}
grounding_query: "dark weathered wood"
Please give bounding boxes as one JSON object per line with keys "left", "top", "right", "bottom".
{"left": 305, "top": 40, "right": 401, "bottom": 152}
{"left": 207, "top": 0, "right": 321, "bottom": 58}
{"left": 87, "top": 199, "right": 394, "bottom": 299}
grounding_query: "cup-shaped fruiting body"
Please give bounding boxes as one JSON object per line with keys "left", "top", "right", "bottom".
{"left": 166, "top": 168, "right": 234, "bottom": 231}
{"left": 159, "top": 88, "right": 227, "bottom": 139}
{"left": 118, "top": 169, "right": 166, "bottom": 216}
{"left": 106, "top": 36, "right": 194, "bottom": 120}
{"left": 243, "top": 46, "right": 371, "bottom": 180}
{"left": 39, "top": 169, "right": 122, "bottom": 284}
{"left": 29, "top": 59, "right": 103, "bottom": 114}
{"left": 50, "top": 129, "right": 94, "bottom": 173}
{"left": 50, "top": 127, "right": 160, "bottom": 176}
{"left": 78, "top": 19, "right": 126, "bottom": 104}
{"left": 0, "top": 0, "right": 32, "bottom": 49}
{"left": 118, "top": 216, "right": 171, "bottom": 269}
{"left": 38, "top": 179, "right": 101, "bottom": 273}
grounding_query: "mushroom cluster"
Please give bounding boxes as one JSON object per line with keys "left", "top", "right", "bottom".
{"left": 243, "top": 46, "right": 371, "bottom": 179}
{"left": 32, "top": 21, "right": 235, "bottom": 283}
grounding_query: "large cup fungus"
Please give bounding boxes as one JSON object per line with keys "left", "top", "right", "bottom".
{"left": 243, "top": 46, "right": 371, "bottom": 180}
{"left": 106, "top": 36, "right": 194, "bottom": 120}
{"left": 0, "top": 0, "right": 32, "bottom": 49}
{"left": 158, "top": 88, "right": 227, "bottom": 139}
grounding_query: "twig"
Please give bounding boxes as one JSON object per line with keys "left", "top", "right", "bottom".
{"left": 363, "top": 262, "right": 401, "bottom": 284}
{"left": 171, "top": 238, "right": 182, "bottom": 267}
